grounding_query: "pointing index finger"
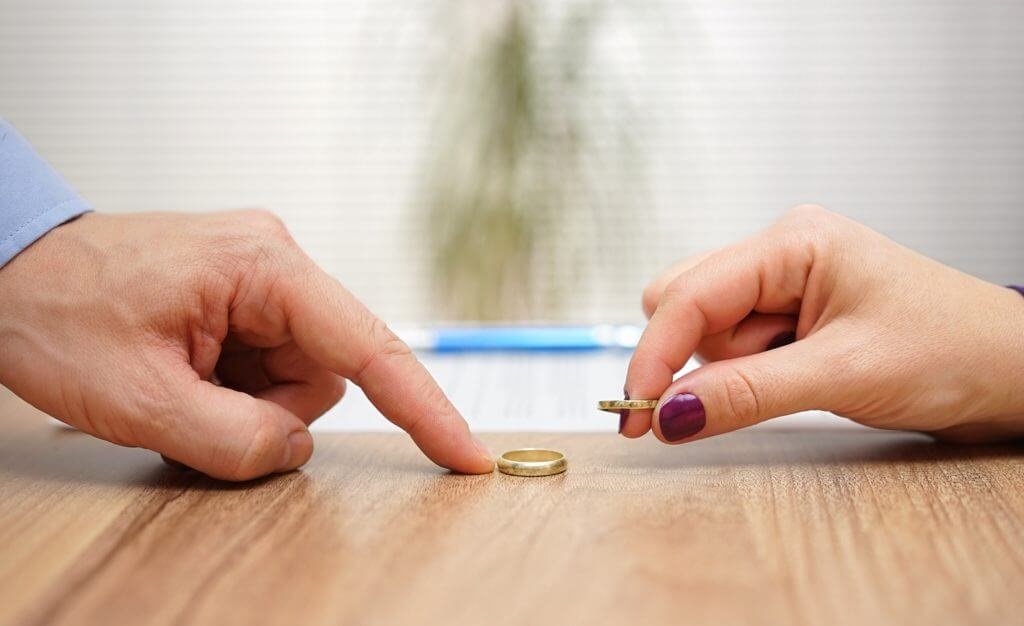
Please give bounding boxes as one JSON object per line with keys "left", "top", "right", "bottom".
{"left": 279, "top": 265, "right": 494, "bottom": 474}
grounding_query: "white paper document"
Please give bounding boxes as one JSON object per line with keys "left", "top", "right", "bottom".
{"left": 313, "top": 352, "right": 867, "bottom": 433}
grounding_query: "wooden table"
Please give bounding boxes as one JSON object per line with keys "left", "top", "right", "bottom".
{"left": 1, "top": 388, "right": 1022, "bottom": 626}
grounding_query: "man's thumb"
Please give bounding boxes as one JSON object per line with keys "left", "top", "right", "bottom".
{"left": 154, "top": 381, "right": 313, "bottom": 481}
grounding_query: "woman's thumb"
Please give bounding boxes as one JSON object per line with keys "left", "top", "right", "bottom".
{"left": 650, "top": 332, "right": 844, "bottom": 443}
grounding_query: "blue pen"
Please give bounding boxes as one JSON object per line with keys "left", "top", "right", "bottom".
{"left": 395, "top": 325, "right": 643, "bottom": 352}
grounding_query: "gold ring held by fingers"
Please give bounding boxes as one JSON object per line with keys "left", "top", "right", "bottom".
{"left": 497, "top": 449, "right": 567, "bottom": 477}
{"left": 597, "top": 399, "right": 658, "bottom": 413}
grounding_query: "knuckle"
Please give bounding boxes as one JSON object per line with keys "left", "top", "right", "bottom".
{"left": 227, "top": 415, "right": 281, "bottom": 481}
{"left": 200, "top": 216, "right": 307, "bottom": 308}
{"left": 641, "top": 281, "right": 663, "bottom": 317}
{"left": 779, "top": 204, "right": 849, "bottom": 252}
{"left": 242, "top": 207, "right": 286, "bottom": 229}
{"left": 240, "top": 209, "right": 295, "bottom": 245}
{"left": 719, "top": 364, "right": 762, "bottom": 426}
{"left": 208, "top": 219, "right": 302, "bottom": 286}
{"left": 655, "top": 275, "right": 714, "bottom": 334}
{"left": 660, "top": 276, "right": 689, "bottom": 304}
{"left": 353, "top": 317, "right": 413, "bottom": 385}
{"left": 209, "top": 232, "right": 281, "bottom": 271}
{"left": 658, "top": 275, "right": 709, "bottom": 328}
{"left": 327, "top": 375, "right": 347, "bottom": 405}
{"left": 371, "top": 317, "right": 412, "bottom": 359}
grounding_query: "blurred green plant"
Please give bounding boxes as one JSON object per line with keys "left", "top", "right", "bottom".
{"left": 421, "top": 0, "right": 648, "bottom": 320}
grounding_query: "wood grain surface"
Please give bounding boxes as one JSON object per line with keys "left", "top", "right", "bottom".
{"left": 1, "top": 388, "right": 1023, "bottom": 626}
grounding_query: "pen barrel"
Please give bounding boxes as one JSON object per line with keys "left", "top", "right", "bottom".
{"left": 433, "top": 327, "right": 605, "bottom": 352}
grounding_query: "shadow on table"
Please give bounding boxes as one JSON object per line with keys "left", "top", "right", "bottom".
{"left": 2, "top": 422, "right": 1021, "bottom": 487}
{"left": 0, "top": 423, "right": 471, "bottom": 488}
{"left": 605, "top": 427, "right": 1024, "bottom": 470}
{"left": 0, "top": 424, "right": 191, "bottom": 487}
{"left": 0, "top": 424, "right": 319, "bottom": 490}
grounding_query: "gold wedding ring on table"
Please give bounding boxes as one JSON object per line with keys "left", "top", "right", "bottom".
{"left": 597, "top": 399, "right": 658, "bottom": 413}
{"left": 497, "top": 449, "right": 567, "bottom": 477}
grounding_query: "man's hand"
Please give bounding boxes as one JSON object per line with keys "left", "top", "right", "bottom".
{"left": 0, "top": 211, "right": 494, "bottom": 480}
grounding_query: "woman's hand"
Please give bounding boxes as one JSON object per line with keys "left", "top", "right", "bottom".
{"left": 0, "top": 211, "right": 494, "bottom": 480}
{"left": 623, "top": 205, "right": 1024, "bottom": 444}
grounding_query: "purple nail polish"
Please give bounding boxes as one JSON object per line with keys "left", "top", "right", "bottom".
{"left": 619, "top": 389, "right": 629, "bottom": 434}
{"left": 766, "top": 331, "right": 796, "bottom": 351}
{"left": 1009, "top": 285, "right": 1024, "bottom": 298}
{"left": 659, "top": 393, "right": 706, "bottom": 442}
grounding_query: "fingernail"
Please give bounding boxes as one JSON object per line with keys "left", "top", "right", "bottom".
{"left": 618, "top": 389, "right": 630, "bottom": 434}
{"left": 281, "top": 430, "right": 313, "bottom": 471}
{"left": 659, "top": 393, "right": 706, "bottom": 442}
{"left": 471, "top": 434, "right": 493, "bottom": 464}
{"left": 766, "top": 331, "right": 796, "bottom": 351}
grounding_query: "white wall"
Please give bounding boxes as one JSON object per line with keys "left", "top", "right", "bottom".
{"left": 2, "top": 0, "right": 1021, "bottom": 323}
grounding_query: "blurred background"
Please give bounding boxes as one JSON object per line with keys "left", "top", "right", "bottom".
{"left": 1, "top": 0, "right": 1022, "bottom": 325}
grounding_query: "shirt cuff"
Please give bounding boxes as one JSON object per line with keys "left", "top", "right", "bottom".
{"left": 0, "top": 198, "right": 92, "bottom": 267}
{"left": 0, "top": 117, "right": 93, "bottom": 268}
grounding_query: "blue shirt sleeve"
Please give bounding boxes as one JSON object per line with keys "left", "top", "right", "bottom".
{"left": 0, "top": 118, "right": 92, "bottom": 268}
